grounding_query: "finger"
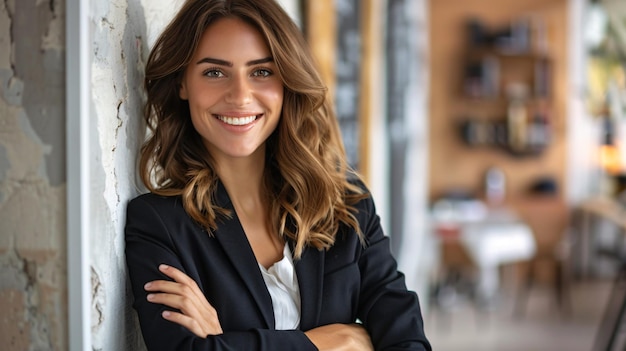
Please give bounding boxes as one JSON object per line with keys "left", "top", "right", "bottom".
{"left": 159, "top": 264, "right": 197, "bottom": 287}
{"left": 161, "top": 310, "right": 207, "bottom": 338}
{"left": 145, "top": 280, "right": 219, "bottom": 319}
{"left": 146, "top": 278, "right": 210, "bottom": 314}
{"left": 147, "top": 292, "right": 204, "bottom": 317}
{"left": 157, "top": 265, "right": 209, "bottom": 306}
{"left": 148, "top": 291, "right": 222, "bottom": 333}
{"left": 144, "top": 280, "right": 187, "bottom": 294}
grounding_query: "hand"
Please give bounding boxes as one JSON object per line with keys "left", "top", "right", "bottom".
{"left": 144, "top": 264, "right": 223, "bottom": 337}
{"left": 304, "top": 323, "right": 373, "bottom": 351}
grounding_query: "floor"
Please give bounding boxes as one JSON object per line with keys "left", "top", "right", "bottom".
{"left": 425, "top": 277, "right": 614, "bottom": 351}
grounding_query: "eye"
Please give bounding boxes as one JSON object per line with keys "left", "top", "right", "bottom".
{"left": 203, "top": 69, "right": 225, "bottom": 78}
{"left": 252, "top": 69, "right": 272, "bottom": 77}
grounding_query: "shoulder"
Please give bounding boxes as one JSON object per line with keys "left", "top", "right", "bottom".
{"left": 129, "top": 192, "right": 183, "bottom": 207}
{"left": 126, "top": 193, "right": 187, "bottom": 219}
{"left": 346, "top": 177, "right": 375, "bottom": 218}
{"left": 346, "top": 174, "right": 368, "bottom": 192}
{"left": 339, "top": 177, "right": 382, "bottom": 243}
{"left": 125, "top": 193, "right": 200, "bottom": 243}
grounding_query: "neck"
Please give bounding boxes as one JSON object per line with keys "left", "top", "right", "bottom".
{"left": 214, "top": 151, "right": 266, "bottom": 212}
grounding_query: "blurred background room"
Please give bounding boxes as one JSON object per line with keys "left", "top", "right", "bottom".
{"left": 2, "top": 0, "right": 626, "bottom": 350}
{"left": 305, "top": 0, "right": 626, "bottom": 348}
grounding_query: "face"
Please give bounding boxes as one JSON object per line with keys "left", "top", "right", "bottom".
{"left": 179, "top": 17, "right": 283, "bottom": 163}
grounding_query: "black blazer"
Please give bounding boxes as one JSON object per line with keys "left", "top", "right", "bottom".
{"left": 125, "top": 181, "right": 431, "bottom": 350}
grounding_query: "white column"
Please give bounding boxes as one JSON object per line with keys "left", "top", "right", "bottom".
{"left": 66, "top": 0, "right": 92, "bottom": 349}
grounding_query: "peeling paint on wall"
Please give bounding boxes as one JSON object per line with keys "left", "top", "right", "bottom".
{"left": 91, "top": 267, "right": 105, "bottom": 333}
{"left": 0, "top": 0, "right": 67, "bottom": 350}
{"left": 13, "top": 0, "right": 65, "bottom": 187}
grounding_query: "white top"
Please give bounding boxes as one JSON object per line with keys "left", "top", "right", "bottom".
{"left": 258, "top": 244, "right": 301, "bottom": 330}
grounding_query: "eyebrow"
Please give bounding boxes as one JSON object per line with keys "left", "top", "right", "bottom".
{"left": 195, "top": 57, "right": 274, "bottom": 67}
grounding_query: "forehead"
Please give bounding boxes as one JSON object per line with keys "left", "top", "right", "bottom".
{"left": 194, "top": 17, "right": 271, "bottom": 59}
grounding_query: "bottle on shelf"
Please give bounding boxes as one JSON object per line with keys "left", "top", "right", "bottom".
{"left": 526, "top": 100, "right": 551, "bottom": 151}
{"left": 506, "top": 83, "right": 529, "bottom": 153}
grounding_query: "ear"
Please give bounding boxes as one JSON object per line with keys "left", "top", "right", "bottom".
{"left": 179, "top": 79, "right": 189, "bottom": 100}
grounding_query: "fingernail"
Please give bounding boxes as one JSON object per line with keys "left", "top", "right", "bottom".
{"left": 147, "top": 294, "right": 154, "bottom": 301}
{"left": 162, "top": 311, "right": 170, "bottom": 318}
{"left": 159, "top": 264, "right": 169, "bottom": 271}
{"left": 144, "top": 282, "right": 152, "bottom": 289}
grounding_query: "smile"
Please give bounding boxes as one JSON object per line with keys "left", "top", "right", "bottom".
{"left": 215, "top": 115, "right": 260, "bottom": 126}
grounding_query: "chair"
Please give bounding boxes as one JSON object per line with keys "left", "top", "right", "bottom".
{"left": 511, "top": 196, "right": 572, "bottom": 317}
{"left": 430, "top": 225, "right": 478, "bottom": 309}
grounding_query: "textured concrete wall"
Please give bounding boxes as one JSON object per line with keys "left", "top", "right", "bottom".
{"left": 0, "top": 0, "right": 68, "bottom": 350}
{"left": 89, "top": 0, "right": 147, "bottom": 348}
{"left": 88, "top": 1, "right": 181, "bottom": 349}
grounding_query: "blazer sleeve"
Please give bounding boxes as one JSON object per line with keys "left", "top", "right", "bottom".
{"left": 355, "top": 193, "right": 432, "bottom": 351}
{"left": 124, "top": 195, "right": 317, "bottom": 351}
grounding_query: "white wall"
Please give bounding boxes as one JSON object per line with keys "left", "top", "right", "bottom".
{"left": 85, "top": 1, "right": 182, "bottom": 349}
{"left": 391, "top": 0, "right": 433, "bottom": 304}
{"left": 565, "top": 0, "right": 602, "bottom": 204}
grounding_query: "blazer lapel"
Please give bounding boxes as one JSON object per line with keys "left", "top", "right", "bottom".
{"left": 212, "top": 181, "right": 326, "bottom": 331}
{"left": 294, "top": 243, "right": 325, "bottom": 331}
{"left": 212, "top": 183, "right": 275, "bottom": 329}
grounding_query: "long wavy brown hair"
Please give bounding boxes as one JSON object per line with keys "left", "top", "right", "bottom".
{"left": 139, "top": 0, "right": 367, "bottom": 258}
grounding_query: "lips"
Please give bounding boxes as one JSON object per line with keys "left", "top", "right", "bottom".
{"left": 215, "top": 114, "right": 261, "bottom": 126}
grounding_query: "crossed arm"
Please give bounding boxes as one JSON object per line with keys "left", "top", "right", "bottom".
{"left": 145, "top": 263, "right": 373, "bottom": 351}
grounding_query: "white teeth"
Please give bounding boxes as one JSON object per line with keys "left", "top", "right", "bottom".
{"left": 217, "top": 115, "right": 257, "bottom": 126}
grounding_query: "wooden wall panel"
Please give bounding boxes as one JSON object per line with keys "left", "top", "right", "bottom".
{"left": 428, "top": 0, "right": 568, "bottom": 201}
{"left": 305, "top": 0, "right": 336, "bottom": 98}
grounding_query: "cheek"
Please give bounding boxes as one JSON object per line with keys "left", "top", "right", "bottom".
{"left": 187, "top": 90, "right": 221, "bottom": 118}
{"left": 259, "top": 83, "right": 284, "bottom": 108}
{"left": 189, "top": 114, "right": 204, "bottom": 134}
{"left": 268, "top": 92, "right": 284, "bottom": 112}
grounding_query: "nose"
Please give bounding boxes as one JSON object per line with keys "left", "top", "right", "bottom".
{"left": 225, "top": 74, "right": 252, "bottom": 106}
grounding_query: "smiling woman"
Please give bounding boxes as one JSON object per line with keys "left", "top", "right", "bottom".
{"left": 179, "top": 17, "right": 283, "bottom": 163}
{"left": 124, "top": 0, "right": 431, "bottom": 350}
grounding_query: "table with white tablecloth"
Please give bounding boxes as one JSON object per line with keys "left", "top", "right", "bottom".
{"left": 431, "top": 200, "right": 537, "bottom": 303}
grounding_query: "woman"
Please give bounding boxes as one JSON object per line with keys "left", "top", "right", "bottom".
{"left": 125, "top": 0, "right": 431, "bottom": 350}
